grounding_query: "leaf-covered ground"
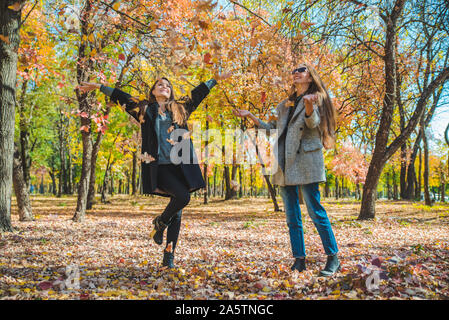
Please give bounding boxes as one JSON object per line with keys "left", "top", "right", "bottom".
{"left": 1, "top": 195, "right": 448, "bottom": 300}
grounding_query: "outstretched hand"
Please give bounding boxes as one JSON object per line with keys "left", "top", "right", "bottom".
{"left": 232, "top": 108, "right": 251, "bottom": 118}
{"left": 303, "top": 94, "right": 318, "bottom": 104}
{"left": 76, "top": 82, "right": 101, "bottom": 93}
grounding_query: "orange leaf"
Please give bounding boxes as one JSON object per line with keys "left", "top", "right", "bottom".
{"left": 203, "top": 52, "right": 212, "bottom": 65}
{"left": 261, "top": 91, "right": 267, "bottom": 103}
{"left": 0, "top": 35, "right": 10, "bottom": 44}
{"left": 131, "top": 46, "right": 139, "bottom": 54}
{"left": 165, "top": 242, "right": 173, "bottom": 253}
{"left": 198, "top": 20, "right": 210, "bottom": 30}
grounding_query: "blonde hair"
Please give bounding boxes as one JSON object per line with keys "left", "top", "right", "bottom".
{"left": 288, "top": 62, "right": 336, "bottom": 149}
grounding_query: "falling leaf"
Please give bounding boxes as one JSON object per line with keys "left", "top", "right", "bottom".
{"left": 261, "top": 91, "right": 267, "bottom": 103}
{"left": 165, "top": 242, "right": 173, "bottom": 253}
{"left": 131, "top": 46, "right": 139, "bottom": 55}
{"left": 198, "top": 20, "right": 210, "bottom": 30}
{"left": 139, "top": 152, "right": 155, "bottom": 164}
{"left": 196, "top": 0, "right": 217, "bottom": 11}
{"left": 167, "top": 126, "right": 174, "bottom": 134}
{"left": 38, "top": 281, "right": 53, "bottom": 291}
{"left": 166, "top": 138, "right": 176, "bottom": 145}
{"left": 150, "top": 21, "right": 158, "bottom": 31}
{"left": 182, "top": 131, "right": 191, "bottom": 140}
{"left": 8, "top": 2, "right": 22, "bottom": 11}
{"left": 203, "top": 53, "right": 213, "bottom": 65}
{"left": 0, "top": 35, "right": 10, "bottom": 44}
{"left": 112, "top": 2, "right": 121, "bottom": 11}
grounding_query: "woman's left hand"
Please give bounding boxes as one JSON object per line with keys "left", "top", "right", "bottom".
{"left": 304, "top": 94, "right": 317, "bottom": 116}
{"left": 303, "top": 94, "right": 318, "bottom": 105}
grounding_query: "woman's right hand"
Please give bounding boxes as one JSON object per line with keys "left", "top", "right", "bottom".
{"left": 77, "top": 82, "right": 101, "bottom": 93}
{"left": 232, "top": 108, "right": 251, "bottom": 118}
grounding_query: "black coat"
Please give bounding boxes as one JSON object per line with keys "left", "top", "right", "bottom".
{"left": 109, "top": 83, "right": 211, "bottom": 197}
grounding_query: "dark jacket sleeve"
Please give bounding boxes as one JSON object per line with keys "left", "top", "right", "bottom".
{"left": 109, "top": 87, "right": 142, "bottom": 122}
{"left": 185, "top": 80, "right": 215, "bottom": 117}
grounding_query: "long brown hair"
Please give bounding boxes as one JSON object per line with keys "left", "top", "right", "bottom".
{"left": 134, "top": 78, "right": 190, "bottom": 126}
{"left": 149, "top": 77, "right": 191, "bottom": 126}
{"left": 288, "top": 62, "right": 336, "bottom": 149}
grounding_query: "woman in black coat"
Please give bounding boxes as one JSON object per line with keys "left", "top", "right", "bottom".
{"left": 78, "top": 73, "right": 229, "bottom": 268}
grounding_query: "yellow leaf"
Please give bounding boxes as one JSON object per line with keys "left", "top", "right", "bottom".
{"left": 8, "top": 2, "right": 22, "bottom": 11}
{"left": 88, "top": 33, "right": 95, "bottom": 42}
{"left": 90, "top": 48, "right": 97, "bottom": 57}
{"left": 112, "top": 2, "right": 121, "bottom": 10}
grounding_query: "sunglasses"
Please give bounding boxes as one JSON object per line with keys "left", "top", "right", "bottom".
{"left": 292, "top": 67, "right": 307, "bottom": 74}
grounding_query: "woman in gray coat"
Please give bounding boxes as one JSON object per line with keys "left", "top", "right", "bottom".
{"left": 233, "top": 63, "right": 340, "bottom": 276}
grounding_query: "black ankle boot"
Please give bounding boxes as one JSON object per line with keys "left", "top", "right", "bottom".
{"left": 162, "top": 251, "right": 174, "bottom": 268}
{"left": 319, "top": 254, "right": 341, "bottom": 277}
{"left": 291, "top": 258, "right": 306, "bottom": 272}
{"left": 150, "top": 216, "right": 167, "bottom": 245}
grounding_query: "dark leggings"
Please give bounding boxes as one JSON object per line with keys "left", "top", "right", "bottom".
{"left": 157, "top": 164, "right": 191, "bottom": 252}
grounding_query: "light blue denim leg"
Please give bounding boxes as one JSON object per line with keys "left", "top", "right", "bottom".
{"left": 300, "top": 183, "right": 339, "bottom": 256}
{"left": 280, "top": 185, "right": 306, "bottom": 258}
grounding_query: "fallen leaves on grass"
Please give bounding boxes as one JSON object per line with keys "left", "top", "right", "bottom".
{"left": 1, "top": 197, "right": 448, "bottom": 300}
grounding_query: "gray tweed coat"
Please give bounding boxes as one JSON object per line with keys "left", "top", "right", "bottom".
{"left": 258, "top": 98, "right": 326, "bottom": 186}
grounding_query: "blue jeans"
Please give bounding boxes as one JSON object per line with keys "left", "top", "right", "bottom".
{"left": 280, "top": 183, "right": 338, "bottom": 258}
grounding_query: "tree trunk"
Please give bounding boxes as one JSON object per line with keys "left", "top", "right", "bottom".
{"left": 358, "top": 1, "right": 405, "bottom": 220}
{"left": 422, "top": 126, "right": 431, "bottom": 206}
{"left": 0, "top": 1, "right": 20, "bottom": 232}
{"left": 358, "top": 155, "right": 385, "bottom": 220}
{"left": 72, "top": 0, "right": 95, "bottom": 222}
{"left": 131, "top": 151, "right": 137, "bottom": 195}
{"left": 49, "top": 170, "right": 57, "bottom": 196}
{"left": 393, "top": 168, "right": 398, "bottom": 200}
{"left": 335, "top": 177, "right": 339, "bottom": 200}
{"left": 86, "top": 133, "right": 103, "bottom": 209}
{"left": 18, "top": 80, "right": 32, "bottom": 190}
{"left": 399, "top": 144, "right": 407, "bottom": 199}
{"left": 67, "top": 148, "right": 73, "bottom": 194}
{"left": 417, "top": 146, "right": 422, "bottom": 200}
{"left": 13, "top": 146, "right": 33, "bottom": 221}
{"left": 386, "top": 171, "right": 391, "bottom": 200}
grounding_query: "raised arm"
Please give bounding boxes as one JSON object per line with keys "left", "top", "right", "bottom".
{"left": 77, "top": 82, "right": 143, "bottom": 122}
{"left": 101, "top": 85, "right": 142, "bottom": 122}
{"left": 185, "top": 71, "right": 232, "bottom": 116}
{"left": 232, "top": 109, "right": 276, "bottom": 130}
{"left": 185, "top": 79, "right": 217, "bottom": 116}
